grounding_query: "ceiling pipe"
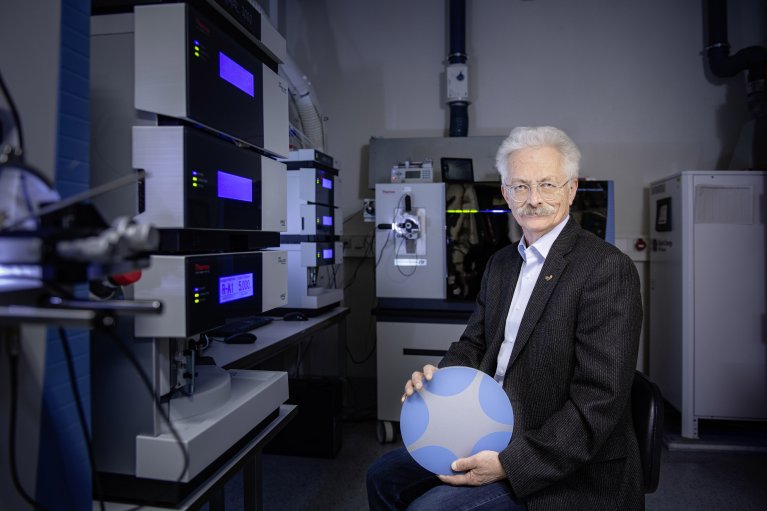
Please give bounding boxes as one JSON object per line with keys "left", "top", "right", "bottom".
{"left": 705, "top": 0, "right": 767, "bottom": 169}
{"left": 448, "top": 0, "right": 467, "bottom": 65}
{"left": 705, "top": 0, "right": 767, "bottom": 117}
{"left": 446, "top": 0, "right": 469, "bottom": 137}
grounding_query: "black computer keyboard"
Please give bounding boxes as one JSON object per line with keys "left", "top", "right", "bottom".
{"left": 208, "top": 316, "right": 273, "bottom": 337}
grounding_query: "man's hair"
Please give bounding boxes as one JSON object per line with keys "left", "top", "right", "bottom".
{"left": 495, "top": 126, "right": 581, "bottom": 181}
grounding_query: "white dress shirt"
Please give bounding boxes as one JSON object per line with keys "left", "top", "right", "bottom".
{"left": 494, "top": 216, "right": 570, "bottom": 383}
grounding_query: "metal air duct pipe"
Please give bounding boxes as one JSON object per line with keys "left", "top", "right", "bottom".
{"left": 706, "top": 0, "right": 767, "bottom": 83}
{"left": 446, "top": 0, "right": 469, "bottom": 137}
{"left": 705, "top": 0, "right": 767, "bottom": 168}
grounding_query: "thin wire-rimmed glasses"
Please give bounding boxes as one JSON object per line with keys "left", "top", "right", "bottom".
{"left": 501, "top": 179, "right": 572, "bottom": 202}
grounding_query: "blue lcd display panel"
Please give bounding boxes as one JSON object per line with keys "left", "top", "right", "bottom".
{"left": 322, "top": 215, "right": 333, "bottom": 226}
{"left": 321, "top": 178, "right": 332, "bottom": 190}
{"left": 217, "top": 170, "right": 253, "bottom": 202}
{"left": 322, "top": 248, "right": 334, "bottom": 259}
{"left": 219, "top": 272, "right": 254, "bottom": 304}
{"left": 219, "top": 51, "right": 254, "bottom": 97}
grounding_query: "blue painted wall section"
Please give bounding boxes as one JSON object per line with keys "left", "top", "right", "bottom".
{"left": 36, "top": 0, "right": 92, "bottom": 509}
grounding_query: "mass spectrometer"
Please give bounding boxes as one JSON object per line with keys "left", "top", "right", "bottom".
{"left": 374, "top": 183, "right": 446, "bottom": 301}
{"left": 374, "top": 183, "right": 457, "bottom": 440}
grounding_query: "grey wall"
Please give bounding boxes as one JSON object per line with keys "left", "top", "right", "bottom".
{"left": 284, "top": 0, "right": 765, "bottom": 237}
{"left": 279, "top": 0, "right": 766, "bottom": 383}
{"left": 0, "top": 0, "right": 62, "bottom": 180}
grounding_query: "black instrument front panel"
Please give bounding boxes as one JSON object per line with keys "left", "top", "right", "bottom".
{"left": 187, "top": 4, "right": 265, "bottom": 146}
{"left": 186, "top": 252, "right": 263, "bottom": 334}
{"left": 184, "top": 128, "right": 263, "bottom": 230}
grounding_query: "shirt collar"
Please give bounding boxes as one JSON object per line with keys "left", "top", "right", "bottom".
{"left": 517, "top": 215, "right": 570, "bottom": 261}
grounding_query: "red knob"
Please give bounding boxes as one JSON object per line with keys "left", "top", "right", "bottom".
{"left": 109, "top": 271, "right": 142, "bottom": 286}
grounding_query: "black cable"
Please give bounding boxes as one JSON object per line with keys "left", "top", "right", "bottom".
{"left": 57, "top": 327, "right": 106, "bottom": 511}
{"left": 375, "top": 229, "right": 393, "bottom": 269}
{"left": 293, "top": 335, "right": 315, "bottom": 378}
{"left": 343, "top": 231, "right": 375, "bottom": 291}
{"left": 103, "top": 329, "right": 190, "bottom": 483}
{"left": 5, "top": 331, "right": 52, "bottom": 511}
{"left": 374, "top": 192, "right": 408, "bottom": 270}
{"left": 346, "top": 312, "right": 377, "bottom": 365}
{"left": 20, "top": 172, "right": 36, "bottom": 215}
{"left": 0, "top": 68, "right": 56, "bottom": 221}
{"left": 329, "top": 263, "right": 338, "bottom": 289}
{"left": 0, "top": 159, "right": 55, "bottom": 196}
{"left": 199, "top": 333, "right": 212, "bottom": 351}
{"left": 342, "top": 208, "right": 364, "bottom": 224}
{"left": 0, "top": 67, "right": 25, "bottom": 156}
{"left": 394, "top": 237, "right": 418, "bottom": 277}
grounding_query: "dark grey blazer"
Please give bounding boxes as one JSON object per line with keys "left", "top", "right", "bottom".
{"left": 440, "top": 217, "right": 644, "bottom": 511}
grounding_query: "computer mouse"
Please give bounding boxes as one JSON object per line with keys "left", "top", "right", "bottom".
{"left": 224, "top": 332, "right": 257, "bottom": 344}
{"left": 283, "top": 311, "right": 308, "bottom": 321}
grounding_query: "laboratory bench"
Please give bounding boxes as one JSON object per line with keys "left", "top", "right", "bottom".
{"left": 94, "top": 306, "right": 349, "bottom": 511}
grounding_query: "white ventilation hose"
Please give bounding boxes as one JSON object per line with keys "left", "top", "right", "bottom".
{"left": 281, "top": 54, "right": 326, "bottom": 150}
{"left": 295, "top": 92, "right": 324, "bottom": 150}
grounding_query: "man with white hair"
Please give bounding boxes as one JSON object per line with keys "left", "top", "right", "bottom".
{"left": 367, "top": 126, "right": 643, "bottom": 510}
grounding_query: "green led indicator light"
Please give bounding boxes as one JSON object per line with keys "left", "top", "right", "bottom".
{"left": 194, "top": 299, "right": 200, "bottom": 304}
{"left": 193, "top": 183, "right": 198, "bottom": 187}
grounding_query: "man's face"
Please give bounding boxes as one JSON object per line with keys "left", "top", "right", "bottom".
{"left": 502, "top": 146, "right": 578, "bottom": 245}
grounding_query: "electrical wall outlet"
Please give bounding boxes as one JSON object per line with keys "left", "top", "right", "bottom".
{"left": 363, "top": 199, "right": 375, "bottom": 222}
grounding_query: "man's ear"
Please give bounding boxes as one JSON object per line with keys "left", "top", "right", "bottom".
{"left": 568, "top": 178, "right": 579, "bottom": 206}
{"left": 501, "top": 184, "right": 517, "bottom": 210}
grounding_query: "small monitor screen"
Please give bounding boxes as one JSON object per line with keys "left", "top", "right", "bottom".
{"left": 218, "top": 272, "right": 254, "bottom": 304}
{"left": 655, "top": 197, "right": 672, "bottom": 232}
{"left": 217, "top": 171, "right": 253, "bottom": 202}
{"left": 219, "top": 51, "right": 254, "bottom": 97}
{"left": 322, "top": 248, "right": 334, "bottom": 259}
{"left": 405, "top": 170, "right": 422, "bottom": 179}
{"left": 322, "top": 215, "right": 333, "bottom": 226}
{"left": 321, "top": 177, "right": 333, "bottom": 190}
{"left": 441, "top": 158, "right": 474, "bottom": 183}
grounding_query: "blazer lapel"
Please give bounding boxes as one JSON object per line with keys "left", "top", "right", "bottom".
{"left": 485, "top": 248, "right": 523, "bottom": 362}
{"left": 506, "top": 218, "right": 580, "bottom": 368}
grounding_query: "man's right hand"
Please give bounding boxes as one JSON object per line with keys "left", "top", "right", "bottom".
{"left": 401, "top": 364, "right": 438, "bottom": 403}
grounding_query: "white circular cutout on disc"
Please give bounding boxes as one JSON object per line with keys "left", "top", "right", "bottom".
{"left": 400, "top": 366, "right": 514, "bottom": 475}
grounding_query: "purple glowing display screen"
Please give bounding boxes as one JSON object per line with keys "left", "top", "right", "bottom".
{"left": 322, "top": 248, "right": 334, "bottom": 259}
{"left": 322, "top": 215, "right": 333, "bottom": 226}
{"left": 217, "top": 171, "right": 252, "bottom": 202}
{"left": 321, "top": 178, "right": 332, "bottom": 190}
{"left": 219, "top": 51, "right": 254, "bottom": 97}
{"left": 219, "top": 272, "right": 254, "bottom": 304}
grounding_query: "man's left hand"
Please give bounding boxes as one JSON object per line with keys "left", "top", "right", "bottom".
{"left": 437, "top": 451, "right": 506, "bottom": 486}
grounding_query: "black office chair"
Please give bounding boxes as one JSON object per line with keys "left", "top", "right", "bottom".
{"left": 631, "top": 370, "right": 664, "bottom": 493}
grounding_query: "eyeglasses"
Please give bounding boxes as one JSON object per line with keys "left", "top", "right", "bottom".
{"left": 501, "top": 179, "right": 572, "bottom": 202}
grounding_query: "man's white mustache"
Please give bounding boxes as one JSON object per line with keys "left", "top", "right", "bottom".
{"left": 515, "top": 204, "right": 557, "bottom": 216}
